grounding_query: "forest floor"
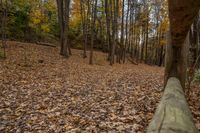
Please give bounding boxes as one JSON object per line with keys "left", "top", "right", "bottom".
{"left": 0, "top": 41, "right": 200, "bottom": 133}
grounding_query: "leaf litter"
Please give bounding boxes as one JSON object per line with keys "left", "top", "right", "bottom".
{"left": 0, "top": 41, "right": 199, "bottom": 132}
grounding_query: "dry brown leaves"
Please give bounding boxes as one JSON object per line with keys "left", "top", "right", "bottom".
{"left": 0, "top": 41, "right": 199, "bottom": 132}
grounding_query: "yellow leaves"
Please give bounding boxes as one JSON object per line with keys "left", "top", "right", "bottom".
{"left": 70, "top": 15, "right": 81, "bottom": 28}
{"left": 41, "top": 24, "right": 50, "bottom": 33}
{"left": 160, "top": 39, "right": 167, "bottom": 45}
{"left": 30, "top": 9, "right": 46, "bottom": 25}
{"left": 44, "top": 0, "right": 56, "bottom": 12}
{"left": 29, "top": 7, "right": 51, "bottom": 33}
{"left": 70, "top": 0, "right": 81, "bottom": 28}
{"left": 32, "top": 18, "right": 41, "bottom": 25}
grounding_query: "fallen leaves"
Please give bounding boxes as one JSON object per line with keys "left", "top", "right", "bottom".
{"left": 0, "top": 41, "right": 199, "bottom": 132}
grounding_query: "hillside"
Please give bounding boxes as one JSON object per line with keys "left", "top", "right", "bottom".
{"left": 0, "top": 41, "right": 199, "bottom": 132}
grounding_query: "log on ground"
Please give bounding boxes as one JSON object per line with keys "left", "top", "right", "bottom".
{"left": 36, "top": 42, "right": 56, "bottom": 47}
{"left": 147, "top": 77, "right": 198, "bottom": 133}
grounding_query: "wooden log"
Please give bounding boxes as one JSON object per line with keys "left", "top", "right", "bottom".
{"left": 127, "top": 57, "right": 138, "bottom": 65}
{"left": 36, "top": 42, "right": 56, "bottom": 47}
{"left": 147, "top": 77, "right": 198, "bottom": 133}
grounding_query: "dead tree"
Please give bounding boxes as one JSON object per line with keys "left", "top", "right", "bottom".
{"left": 148, "top": 0, "right": 200, "bottom": 132}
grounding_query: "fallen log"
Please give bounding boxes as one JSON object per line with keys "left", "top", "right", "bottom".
{"left": 36, "top": 42, "right": 56, "bottom": 47}
{"left": 147, "top": 77, "right": 198, "bottom": 133}
{"left": 127, "top": 57, "right": 138, "bottom": 65}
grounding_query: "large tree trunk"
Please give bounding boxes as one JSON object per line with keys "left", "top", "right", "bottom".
{"left": 164, "top": 31, "right": 189, "bottom": 90}
{"left": 123, "top": 0, "right": 130, "bottom": 63}
{"left": 56, "top": 0, "right": 64, "bottom": 55}
{"left": 120, "top": 0, "right": 125, "bottom": 63}
{"left": 147, "top": 77, "right": 198, "bottom": 133}
{"left": 63, "top": 0, "right": 71, "bottom": 57}
{"left": 164, "top": 0, "right": 200, "bottom": 89}
{"left": 56, "top": 0, "right": 71, "bottom": 57}
{"left": 148, "top": 0, "right": 200, "bottom": 132}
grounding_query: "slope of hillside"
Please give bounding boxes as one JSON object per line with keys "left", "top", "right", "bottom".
{"left": 0, "top": 41, "right": 199, "bottom": 132}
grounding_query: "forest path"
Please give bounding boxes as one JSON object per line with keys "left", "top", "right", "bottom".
{"left": 0, "top": 41, "right": 199, "bottom": 132}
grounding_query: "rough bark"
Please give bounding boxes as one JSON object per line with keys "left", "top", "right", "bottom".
{"left": 147, "top": 77, "right": 198, "bottom": 133}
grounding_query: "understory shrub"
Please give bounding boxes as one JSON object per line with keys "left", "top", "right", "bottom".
{"left": 195, "top": 70, "right": 200, "bottom": 81}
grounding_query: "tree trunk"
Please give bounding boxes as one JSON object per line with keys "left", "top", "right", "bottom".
{"left": 145, "top": 11, "right": 149, "bottom": 63}
{"left": 56, "top": 0, "right": 65, "bottom": 56}
{"left": 89, "top": 0, "right": 98, "bottom": 65}
{"left": 120, "top": 0, "right": 125, "bottom": 63}
{"left": 123, "top": 0, "right": 130, "bottom": 63}
{"left": 80, "top": 0, "right": 87, "bottom": 58}
{"left": 56, "top": 0, "right": 71, "bottom": 57}
{"left": 63, "top": 0, "right": 71, "bottom": 57}
{"left": 164, "top": 0, "right": 200, "bottom": 88}
{"left": 148, "top": 1, "right": 200, "bottom": 132}
{"left": 164, "top": 31, "right": 189, "bottom": 90}
{"left": 105, "top": 0, "right": 112, "bottom": 61}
